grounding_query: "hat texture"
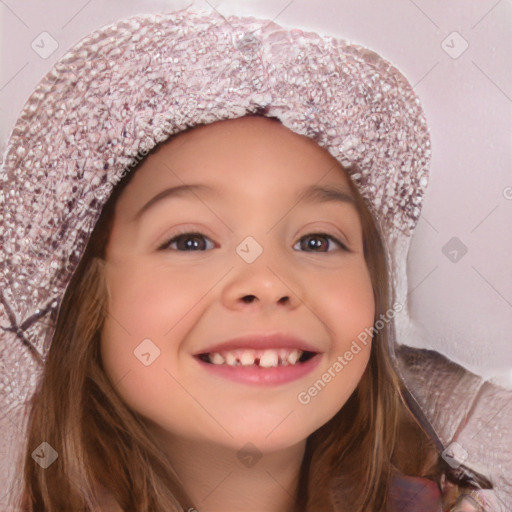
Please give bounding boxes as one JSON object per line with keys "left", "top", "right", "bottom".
{"left": 0, "top": 7, "right": 430, "bottom": 369}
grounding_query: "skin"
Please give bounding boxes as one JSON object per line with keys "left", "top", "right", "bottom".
{"left": 100, "top": 116, "right": 375, "bottom": 511}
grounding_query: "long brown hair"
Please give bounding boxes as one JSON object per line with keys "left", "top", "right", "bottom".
{"left": 299, "top": 169, "right": 441, "bottom": 511}
{"left": 16, "top": 115, "right": 440, "bottom": 511}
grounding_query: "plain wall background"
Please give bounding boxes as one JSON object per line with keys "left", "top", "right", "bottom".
{"left": 1, "top": 0, "right": 511, "bottom": 387}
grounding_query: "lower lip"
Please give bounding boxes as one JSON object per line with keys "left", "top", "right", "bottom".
{"left": 194, "top": 354, "right": 322, "bottom": 386}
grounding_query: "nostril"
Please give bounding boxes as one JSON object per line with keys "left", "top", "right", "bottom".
{"left": 242, "top": 295, "right": 256, "bottom": 303}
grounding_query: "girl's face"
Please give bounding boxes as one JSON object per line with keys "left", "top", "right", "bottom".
{"left": 101, "top": 116, "right": 375, "bottom": 453}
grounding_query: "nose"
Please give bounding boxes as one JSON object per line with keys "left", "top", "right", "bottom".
{"left": 221, "top": 250, "right": 301, "bottom": 312}
{"left": 240, "top": 291, "right": 290, "bottom": 306}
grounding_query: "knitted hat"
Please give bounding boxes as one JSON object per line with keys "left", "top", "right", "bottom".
{"left": 0, "top": 5, "right": 508, "bottom": 510}
{"left": 0, "top": 5, "right": 429, "bottom": 364}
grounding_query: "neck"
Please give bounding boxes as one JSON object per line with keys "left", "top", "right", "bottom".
{"left": 157, "top": 435, "right": 307, "bottom": 512}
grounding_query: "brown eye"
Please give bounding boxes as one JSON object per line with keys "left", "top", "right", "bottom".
{"left": 295, "top": 233, "right": 348, "bottom": 253}
{"left": 159, "top": 232, "right": 214, "bottom": 251}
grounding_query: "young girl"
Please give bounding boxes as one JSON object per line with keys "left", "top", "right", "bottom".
{"left": 0, "top": 6, "right": 504, "bottom": 512}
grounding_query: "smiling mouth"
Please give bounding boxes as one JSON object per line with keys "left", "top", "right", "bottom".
{"left": 197, "top": 348, "right": 317, "bottom": 368}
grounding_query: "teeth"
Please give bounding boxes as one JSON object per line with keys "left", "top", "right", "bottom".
{"left": 225, "top": 352, "right": 239, "bottom": 366}
{"left": 278, "top": 349, "right": 289, "bottom": 366}
{"left": 287, "top": 350, "right": 300, "bottom": 365}
{"left": 210, "top": 352, "right": 225, "bottom": 365}
{"left": 206, "top": 348, "right": 304, "bottom": 367}
{"left": 239, "top": 349, "right": 256, "bottom": 366}
{"left": 259, "top": 350, "right": 279, "bottom": 368}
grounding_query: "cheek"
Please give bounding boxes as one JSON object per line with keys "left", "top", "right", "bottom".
{"left": 99, "top": 260, "right": 216, "bottom": 428}
{"left": 99, "top": 295, "right": 192, "bottom": 437}
{"left": 306, "top": 261, "right": 374, "bottom": 415}
{"left": 102, "top": 258, "right": 210, "bottom": 338}
{"left": 323, "top": 260, "right": 375, "bottom": 340}
{"left": 99, "top": 262, "right": 170, "bottom": 403}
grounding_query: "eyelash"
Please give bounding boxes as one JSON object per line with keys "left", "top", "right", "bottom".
{"left": 158, "top": 230, "right": 349, "bottom": 253}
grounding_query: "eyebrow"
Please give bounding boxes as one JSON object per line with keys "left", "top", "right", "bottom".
{"left": 133, "top": 182, "right": 356, "bottom": 221}
{"left": 133, "top": 184, "right": 215, "bottom": 221}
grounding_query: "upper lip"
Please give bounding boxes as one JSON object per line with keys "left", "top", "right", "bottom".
{"left": 194, "top": 332, "right": 321, "bottom": 355}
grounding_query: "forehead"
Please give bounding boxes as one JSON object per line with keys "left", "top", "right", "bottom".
{"left": 115, "top": 116, "right": 356, "bottom": 215}
{"left": 156, "top": 116, "right": 339, "bottom": 168}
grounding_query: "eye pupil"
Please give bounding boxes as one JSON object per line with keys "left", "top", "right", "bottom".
{"left": 178, "top": 234, "right": 205, "bottom": 250}
{"left": 302, "top": 234, "right": 329, "bottom": 251}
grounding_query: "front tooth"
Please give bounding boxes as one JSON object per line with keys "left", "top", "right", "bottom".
{"left": 210, "top": 352, "right": 225, "bottom": 365}
{"left": 259, "top": 350, "right": 279, "bottom": 368}
{"left": 287, "top": 349, "right": 302, "bottom": 365}
{"left": 240, "top": 350, "right": 256, "bottom": 366}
